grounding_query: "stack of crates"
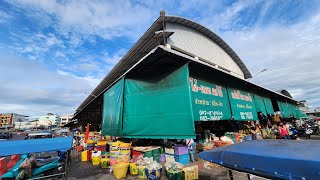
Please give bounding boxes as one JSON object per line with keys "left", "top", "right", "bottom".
{"left": 164, "top": 148, "right": 175, "bottom": 163}
{"left": 95, "top": 140, "right": 107, "bottom": 151}
{"left": 116, "top": 142, "right": 131, "bottom": 163}
{"left": 174, "top": 145, "right": 190, "bottom": 165}
{"left": 142, "top": 147, "right": 162, "bottom": 162}
{"left": 110, "top": 142, "right": 120, "bottom": 166}
{"left": 86, "top": 139, "right": 95, "bottom": 150}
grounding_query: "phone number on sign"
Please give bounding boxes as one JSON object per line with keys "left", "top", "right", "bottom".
{"left": 199, "top": 110, "right": 223, "bottom": 121}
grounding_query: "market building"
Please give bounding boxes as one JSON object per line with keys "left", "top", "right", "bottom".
{"left": 73, "top": 12, "right": 305, "bottom": 139}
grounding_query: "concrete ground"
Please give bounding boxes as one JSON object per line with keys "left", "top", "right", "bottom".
{"left": 5, "top": 134, "right": 319, "bottom": 179}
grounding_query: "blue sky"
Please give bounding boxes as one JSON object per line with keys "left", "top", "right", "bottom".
{"left": 0, "top": 0, "right": 320, "bottom": 116}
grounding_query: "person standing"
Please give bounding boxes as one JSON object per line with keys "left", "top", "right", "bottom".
{"left": 279, "top": 122, "right": 290, "bottom": 139}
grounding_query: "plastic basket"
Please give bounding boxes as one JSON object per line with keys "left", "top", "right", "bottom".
{"left": 160, "top": 154, "right": 166, "bottom": 162}
{"left": 97, "top": 140, "right": 107, "bottom": 146}
{"left": 81, "top": 150, "right": 89, "bottom": 161}
{"left": 145, "top": 167, "right": 162, "bottom": 180}
{"left": 152, "top": 148, "right": 160, "bottom": 156}
{"left": 137, "top": 166, "right": 147, "bottom": 179}
{"left": 129, "top": 163, "right": 138, "bottom": 175}
{"left": 174, "top": 145, "right": 188, "bottom": 155}
{"left": 174, "top": 154, "right": 190, "bottom": 165}
{"left": 113, "top": 163, "right": 129, "bottom": 179}
{"left": 165, "top": 154, "right": 175, "bottom": 163}
{"left": 165, "top": 148, "right": 175, "bottom": 155}
{"left": 87, "top": 139, "right": 95, "bottom": 144}
{"left": 100, "top": 158, "right": 110, "bottom": 168}
{"left": 143, "top": 151, "right": 153, "bottom": 158}
{"left": 183, "top": 165, "right": 198, "bottom": 180}
{"left": 166, "top": 170, "right": 183, "bottom": 180}
{"left": 92, "top": 156, "right": 100, "bottom": 165}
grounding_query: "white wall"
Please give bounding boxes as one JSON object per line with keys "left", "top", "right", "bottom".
{"left": 166, "top": 22, "right": 245, "bottom": 78}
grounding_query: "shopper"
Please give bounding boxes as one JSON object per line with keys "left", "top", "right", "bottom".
{"left": 279, "top": 122, "right": 290, "bottom": 139}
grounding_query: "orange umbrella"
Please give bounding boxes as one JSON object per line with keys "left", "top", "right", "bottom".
{"left": 84, "top": 123, "right": 90, "bottom": 143}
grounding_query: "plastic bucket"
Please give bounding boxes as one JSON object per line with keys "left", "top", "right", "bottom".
{"left": 113, "top": 163, "right": 129, "bottom": 179}
{"left": 100, "top": 158, "right": 110, "bottom": 168}
{"left": 92, "top": 156, "right": 100, "bottom": 165}
{"left": 166, "top": 170, "right": 182, "bottom": 180}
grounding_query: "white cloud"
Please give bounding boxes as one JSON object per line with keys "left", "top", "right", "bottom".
{"left": 8, "top": 0, "right": 157, "bottom": 40}
{"left": 104, "top": 49, "right": 127, "bottom": 65}
{"left": 220, "top": 11, "right": 320, "bottom": 107}
{"left": 0, "top": 54, "right": 96, "bottom": 116}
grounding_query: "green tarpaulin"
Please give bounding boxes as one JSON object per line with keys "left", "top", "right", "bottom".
{"left": 189, "top": 77, "right": 231, "bottom": 121}
{"left": 263, "top": 97, "right": 274, "bottom": 115}
{"left": 228, "top": 88, "right": 258, "bottom": 121}
{"left": 277, "top": 101, "right": 295, "bottom": 118}
{"left": 123, "top": 64, "right": 195, "bottom": 139}
{"left": 253, "top": 94, "right": 267, "bottom": 115}
{"left": 102, "top": 78, "right": 124, "bottom": 136}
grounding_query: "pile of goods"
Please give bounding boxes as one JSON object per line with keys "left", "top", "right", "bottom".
{"left": 174, "top": 145, "right": 190, "bottom": 165}
{"left": 164, "top": 161, "right": 184, "bottom": 180}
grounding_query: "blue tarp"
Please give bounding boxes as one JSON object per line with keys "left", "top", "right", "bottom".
{"left": 199, "top": 140, "right": 320, "bottom": 180}
{"left": 0, "top": 137, "right": 72, "bottom": 156}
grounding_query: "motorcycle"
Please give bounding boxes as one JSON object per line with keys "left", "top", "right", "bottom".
{"left": 289, "top": 127, "right": 299, "bottom": 140}
{"left": 296, "top": 126, "right": 313, "bottom": 139}
{"left": 1, "top": 151, "right": 67, "bottom": 180}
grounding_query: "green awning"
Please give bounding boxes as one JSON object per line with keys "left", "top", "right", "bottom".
{"left": 228, "top": 88, "right": 258, "bottom": 121}
{"left": 189, "top": 77, "right": 232, "bottom": 121}
{"left": 253, "top": 94, "right": 267, "bottom": 115}
{"left": 263, "top": 97, "right": 274, "bottom": 115}
{"left": 102, "top": 78, "right": 124, "bottom": 136}
{"left": 123, "top": 64, "right": 195, "bottom": 139}
{"left": 277, "top": 101, "right": 292, "bottom": 118}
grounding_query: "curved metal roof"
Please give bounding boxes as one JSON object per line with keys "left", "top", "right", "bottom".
{"left": 74, "top": 13, "right": 252, "bottom": 118}
{"left": 163, "top": 15, "right": 252, "bottom": 79}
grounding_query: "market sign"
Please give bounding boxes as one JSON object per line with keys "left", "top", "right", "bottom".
{"left": 189, "top": 77, "right": 231, "bottom": 121}
{"left": 227, "top": 88, "right": 258, "bottom": 121}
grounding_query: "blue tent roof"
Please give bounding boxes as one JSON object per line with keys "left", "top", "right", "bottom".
{"left": 199, "top": 140, "right": 320, "bottom": 180}
{"left": 0, "top": 137, "right": 72, "bottom": 156}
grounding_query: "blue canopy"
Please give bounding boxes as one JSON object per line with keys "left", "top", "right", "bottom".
{"left": 0, "top": 137, "right": 72, "bottom": 156}
{"left": 199, "top": 140, "right": 320, "bottom": 180}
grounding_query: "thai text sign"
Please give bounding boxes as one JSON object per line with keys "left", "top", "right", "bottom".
{"left": 189, "top": 77, "right": 231, "bottom": 121}
{"left": 228, "top": 88, "right": 258, "bottom": 121}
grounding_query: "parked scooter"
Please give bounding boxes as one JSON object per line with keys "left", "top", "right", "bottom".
{"left": 296, "top": 126, "right": 313, "bottom": 139}
{"left": 289, "top": 127, "right": 299, "bottom": 140}
{"left": 1, "top": 151, "right": 67, "bottom": 180}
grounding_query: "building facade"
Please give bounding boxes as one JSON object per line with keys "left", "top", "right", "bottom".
{"left": 38, "top": 113, "right": 60, "bottom": 127}
{"left": 0, "top": 113, "right": 28, "bottom": 128}
{"left": 60, "top": 114, "right": 73, "bottom": 126}
{"left": 74, "top": 12, "right": 302, "bottom": 138}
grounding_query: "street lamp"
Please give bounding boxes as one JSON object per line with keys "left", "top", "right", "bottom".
{"left": 248, "top": 68, "right": 267, "bottom": 80}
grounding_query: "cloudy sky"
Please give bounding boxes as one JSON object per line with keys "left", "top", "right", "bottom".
{"left": 0, "top": 0, "right": 319, "bottom": 116}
